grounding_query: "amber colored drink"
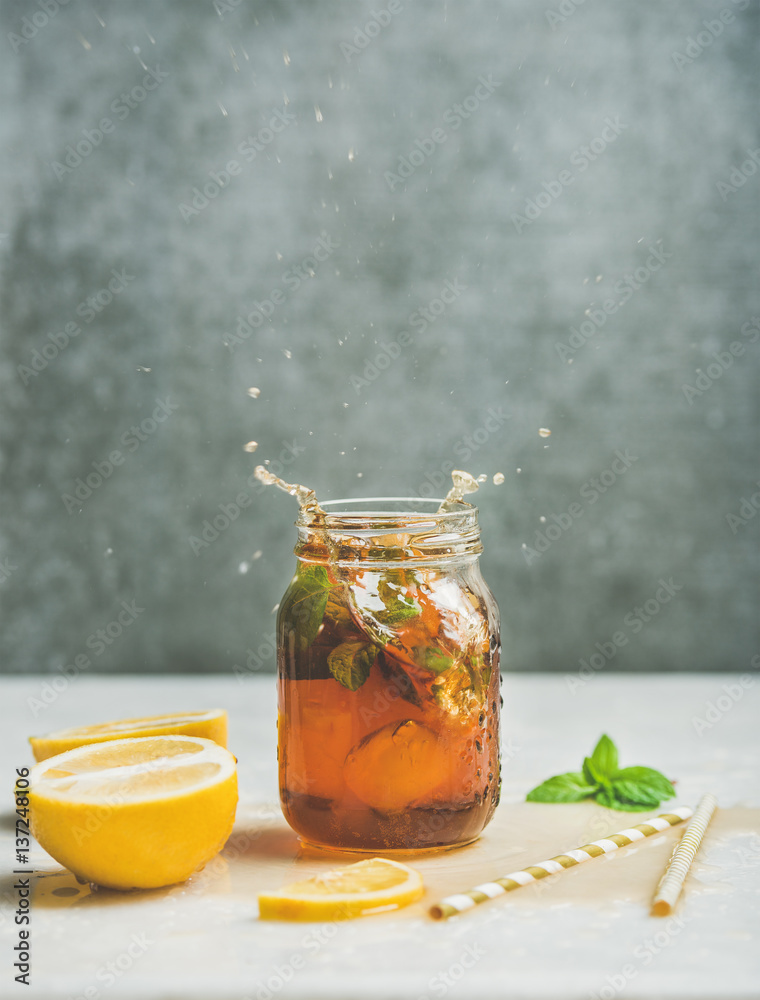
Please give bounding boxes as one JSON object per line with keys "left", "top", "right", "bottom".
{"left": 276, "top": 498, "right": 501, "bottom": 852}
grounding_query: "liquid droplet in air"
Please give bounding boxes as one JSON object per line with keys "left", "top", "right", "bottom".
{"left": 243, "top": 441, "right": 258, "bottom": 453}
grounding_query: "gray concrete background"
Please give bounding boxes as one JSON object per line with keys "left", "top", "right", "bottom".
{"left": 0, "top": 0, "right": 758, "bottom": 679}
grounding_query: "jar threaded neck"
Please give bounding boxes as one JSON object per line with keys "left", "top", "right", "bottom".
{"left": 294, "top": 497, "right": 482, "bottom": 565}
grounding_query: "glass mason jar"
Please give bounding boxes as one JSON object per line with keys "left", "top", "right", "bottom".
{"left": 276, "top": 498, "right": 501, "bottom": 852}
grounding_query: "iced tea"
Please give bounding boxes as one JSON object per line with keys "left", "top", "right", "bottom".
{"left": 275, "top": 497, "right": 501, "bottom": 851}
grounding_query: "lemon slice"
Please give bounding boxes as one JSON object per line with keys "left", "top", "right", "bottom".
{"left": 29, "top": 735, "right": 237, "bottom": 890}
{"left": 258, "top": 858, "right": 424, "bottom": 920}
{"left": 29, "top": 709, "right": 228, "bottom": 761}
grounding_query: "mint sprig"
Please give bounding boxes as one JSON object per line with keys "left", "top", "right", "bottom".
{"left": 526, "top": 734, "right": 675, "bottom": 812}
{"left": 525, "top": 771, "right": 598, "bottom": 803}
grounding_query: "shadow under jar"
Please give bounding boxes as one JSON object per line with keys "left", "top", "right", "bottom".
{"left": 276, "top": 498, "right": 501, "bottom": 852}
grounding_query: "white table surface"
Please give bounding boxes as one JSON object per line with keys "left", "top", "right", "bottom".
{"left": 1, "top": 673, "right": 758, "bottom": 1000}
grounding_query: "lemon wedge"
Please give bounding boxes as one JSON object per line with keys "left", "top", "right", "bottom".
{"left": 29, "top": 735, "right": 237, "bottom": 890}
{"left": 258, "top": 858, "right": 424, "bottom": 920}
{"left": 29, "top": 709, "right": 228, "bottom": 761}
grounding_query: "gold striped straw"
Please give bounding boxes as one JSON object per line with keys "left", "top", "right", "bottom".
{"left": 651, "top": 793, "right": 717, "bottom": 916}
{"left": 429, "top": 806, "right": 693, "bottom": 920}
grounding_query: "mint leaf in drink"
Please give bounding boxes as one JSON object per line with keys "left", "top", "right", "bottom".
{"left": 328, "top": 641, "right": 377, "bottom": 691}
{"left": 526, "top": 772, "right": 598, "bottom": 803}
{"left": 526, "top": 736, "right": 676, "bottom": 812}
{"left": 376, "top": 579, "right": 420, "bottom": 626}
{"left": 415, "top": 647, "right": 455, "bottom": 674}
{"left": 324, "top": 589, "right": 353, "bottom": 631}
{"left": 285, "top": 564, "right": 335, "bottom": 650}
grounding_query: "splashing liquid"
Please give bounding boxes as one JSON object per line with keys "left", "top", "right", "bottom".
{"left": 253, "top": 466, "right": 326, "bottom": 519}
{"left": 437, "top": 470, "right": 487, "bottom": 512}
{"left": 254, "top": 466, "right": 494, "bottom": 518}
{"left": 254, "top": 466, "right": 492, "bottom": 518}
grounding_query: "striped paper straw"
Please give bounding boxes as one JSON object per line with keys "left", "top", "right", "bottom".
{"left": 651, "top": 793, "right": 717, "bottom": 916}
{"left": 429, "top": 806, "right": 693, "bottom": 919}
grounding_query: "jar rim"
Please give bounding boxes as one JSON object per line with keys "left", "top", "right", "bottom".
{"left": 295, "top": 497, "right": 481, "bottom": 562}
{"left": 296, "top": 496, "right": 478, "bottom": 528}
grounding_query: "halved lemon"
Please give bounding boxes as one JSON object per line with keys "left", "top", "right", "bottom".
{"left": 29, "top": 709, "right": 228, "bottom": 762}
{"left": 258, "top": 857, "right": 424, "bottom": 920}
{"left": 29, "top": 735, "right": 237, "bottom": 890}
